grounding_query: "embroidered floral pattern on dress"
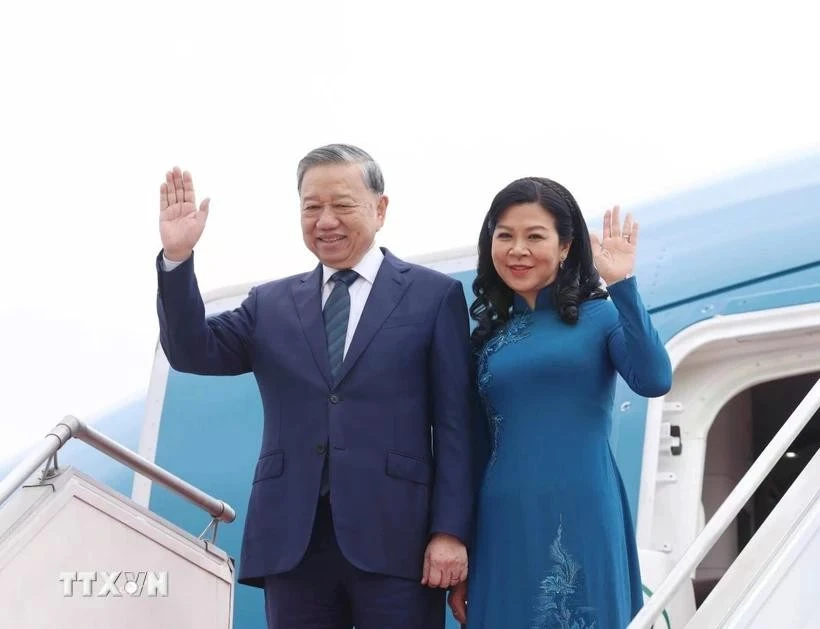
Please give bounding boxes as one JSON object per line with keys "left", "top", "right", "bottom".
{"left": 477, "top": 313, "right": 532, "bottom": 465}
{"left": 531, "top": 517, "right": 597, "bottom": 629}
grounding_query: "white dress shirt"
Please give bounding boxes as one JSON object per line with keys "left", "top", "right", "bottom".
{"left": 162, "top": 244, "right": 384, "bottom": 359}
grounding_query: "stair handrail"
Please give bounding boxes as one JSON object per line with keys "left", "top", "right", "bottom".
{"left": 628, "top": 377, "right": 820, "bottom": 629}
{"left": 0, "top": 415, "right": 236, "bottom": 528}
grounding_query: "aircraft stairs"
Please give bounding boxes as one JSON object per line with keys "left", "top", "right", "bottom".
{"left": 633, "top": 378, "right": 820, "bottom": 629}
{"left": 0, "top": 415, "right": 236, "bottom": 628}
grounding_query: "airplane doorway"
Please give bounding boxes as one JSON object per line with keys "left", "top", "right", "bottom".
{"left": 695, "top": 371, "right": 820, "bottom": 606}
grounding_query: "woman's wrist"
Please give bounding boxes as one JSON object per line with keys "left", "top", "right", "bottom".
{"left": 606, "top": 273, "right": 633, "bottom": 286}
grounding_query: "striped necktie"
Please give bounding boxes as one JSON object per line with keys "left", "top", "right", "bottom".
{"left": 323, "top": 269, "right": 359, "bottom": 383}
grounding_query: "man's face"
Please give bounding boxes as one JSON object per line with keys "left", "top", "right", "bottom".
{"left": 300, "top": 163, "right": 388, "bottom": 269}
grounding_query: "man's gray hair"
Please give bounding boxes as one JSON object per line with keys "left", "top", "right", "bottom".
{"left": 297, "top": 143, "right": 385, "bottom": 195}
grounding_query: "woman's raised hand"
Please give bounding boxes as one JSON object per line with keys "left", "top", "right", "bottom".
{"left": 590, "top": 205, "right": 638, "bottom": 285}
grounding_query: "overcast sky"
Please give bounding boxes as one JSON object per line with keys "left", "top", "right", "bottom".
{"left": 2, "top": 0, "right": 819, "bottom": 464}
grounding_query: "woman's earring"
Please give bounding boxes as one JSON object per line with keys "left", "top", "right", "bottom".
{"left": 559, "top": 257, "right": 565, "bottom": 270}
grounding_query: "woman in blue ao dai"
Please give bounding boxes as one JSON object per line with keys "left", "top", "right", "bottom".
{"left": 448, "top": 178, "right": 672, "bottom": 628}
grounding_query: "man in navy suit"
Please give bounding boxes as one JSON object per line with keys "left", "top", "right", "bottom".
{"left": 155, "top": 144, "right": 474, "bottom": 628}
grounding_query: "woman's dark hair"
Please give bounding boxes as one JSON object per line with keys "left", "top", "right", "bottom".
{"left": 469, "top": 176, "right": 608, "bottom": 352}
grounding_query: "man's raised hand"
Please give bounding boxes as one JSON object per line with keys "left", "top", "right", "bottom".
{"left": 159, "top": 167, "right": 210, "bottom": 261}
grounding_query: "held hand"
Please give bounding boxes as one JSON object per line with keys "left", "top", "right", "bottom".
{"left": 159, "top": 166, "right": 210, "bottom": 261}
{"left": 447, "top": 580, "right": 468, "bottom": 625}
{"left": 590, "top": 205, "right": 638, "bottom": 285}
{"left": 421, "top": 533, "right": 468, "bottom": 589}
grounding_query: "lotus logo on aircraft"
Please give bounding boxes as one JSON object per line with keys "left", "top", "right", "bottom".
{"left": 58, "top": 571, "right": 168, "bottom": 597}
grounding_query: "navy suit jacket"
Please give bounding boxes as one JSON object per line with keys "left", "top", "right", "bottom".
{"left": 156, "top": 248, "right": 474, "bottom": 587}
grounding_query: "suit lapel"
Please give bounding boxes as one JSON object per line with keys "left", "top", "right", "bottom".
{"left": 336, "top": 250, "right": 411, "bottom": 385}
{"left": 291, "top": 264, "right": 332, "bottom": 387}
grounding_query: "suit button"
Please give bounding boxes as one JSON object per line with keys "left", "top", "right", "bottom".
{"left": 329, "top": 394, "right": 339, "bottom": 404}
{"left": 316, "top": 444, "right": 326, "bottom": 455}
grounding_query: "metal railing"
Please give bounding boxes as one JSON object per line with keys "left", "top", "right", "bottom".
{"left": 628, "top": 377, "right": 820, "bottom": 629}
{"left": 0, "top": 415, "right": 235, "bottom": 542}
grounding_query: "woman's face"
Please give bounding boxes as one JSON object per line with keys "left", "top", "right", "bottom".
{"left": 491, "top": 202, "right": 571, "bottom": 308}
